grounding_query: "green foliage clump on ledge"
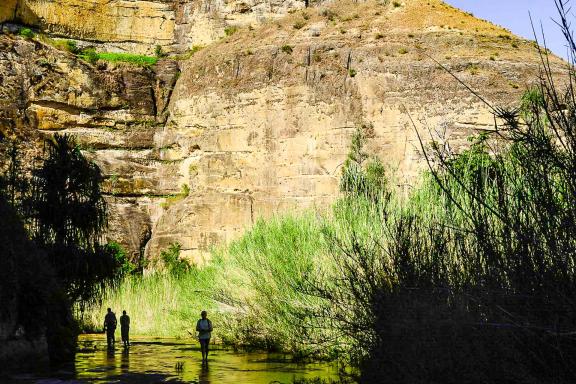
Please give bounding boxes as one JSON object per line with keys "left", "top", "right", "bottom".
{"left": 75, "top": 48, "right": 158, "bottom": 66}
{"left": 89, "top": 52, "right": 159, "bottom": 66}
{"left": 18, "top": 27, "right": 35, "bottom": 39}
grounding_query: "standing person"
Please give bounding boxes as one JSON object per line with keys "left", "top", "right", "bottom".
{"left": 103, "top": 308, "right": 117, "bottom": 349}
{"left": 196, "top": 310, "right": 213, "bottom": 363}
{"left": 120, "top": 310, "right": 130, "bottom": 349}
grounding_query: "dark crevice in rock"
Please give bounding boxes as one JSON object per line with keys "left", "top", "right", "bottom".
{"left": 29, "top": 100, "right": 128, "bottom": 114}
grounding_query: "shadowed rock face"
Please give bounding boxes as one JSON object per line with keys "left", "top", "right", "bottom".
{"left": 0, "top": 35, "right": 175, "bottom": 260}
{"left": 0, "top": 0, "right": 567, "bottom": 263}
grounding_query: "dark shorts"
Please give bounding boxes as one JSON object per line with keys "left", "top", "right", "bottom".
{"left": 199, "top": 339, "right": 210, "bottom": 347}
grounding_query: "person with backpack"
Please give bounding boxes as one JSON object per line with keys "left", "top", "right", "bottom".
{"left": 196, "top": 310, "right": 213, "bottom": 363}
{"left": 103, "top": 307, "right": 117, "bottom": 349}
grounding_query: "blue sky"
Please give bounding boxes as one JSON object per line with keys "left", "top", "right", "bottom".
{"left": 444, "top": 1, "right": 568, "bottom": 59}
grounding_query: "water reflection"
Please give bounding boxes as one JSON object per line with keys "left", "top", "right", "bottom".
{"left": 6, "top": 334, "right": 338, "bottom": 383}
{"left": 121, "top": 348, "right": 130, "bottom": 374}
{"left": 106, "top": 347, "right": 116, "bottom": 360}
{"left": 199, "top": 361, "right": 210, "bottom": 383}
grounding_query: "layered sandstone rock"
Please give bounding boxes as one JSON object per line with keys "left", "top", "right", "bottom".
{"left": 0, "top": 0, "right": 566, "bottom": 263}
{"left": 6, "top": 0, "right": 311, "bottom": 54}
{"left": 0, "top": 0, "right": 18, "bottom": 23}
{"left": 0, "top": 35, "right": 173, "bottom": 259}
{"left": 148, "top": 0, "right": 565, "bottom": 261}
{"left": 13, "top": 0, "right": 176, "bottom": 54}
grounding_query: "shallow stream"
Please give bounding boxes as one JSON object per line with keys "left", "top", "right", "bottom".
{"left": 6, "top": 334, "right": 338, "bottom": 383}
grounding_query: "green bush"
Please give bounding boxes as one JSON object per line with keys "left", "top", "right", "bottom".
{"left": 78, "top": 48, "right": 99, "bottom": 64}
{"left": 293, "top": 20, "right": 306, "bottom": 30}
{"left": 18, "top": 27, "right": 34, "bottom": 39}
{"left": 281, "top": 44, "right": 294, "bottom": 54}
{"left": 65, "top": 40, "right": 79, "bottom": 54}
{"left": 160, "top": 243, "right": 191, "bottom": 276}
{"left": 154, "top": 44, "right": 164, "bottom": 58}
{"left": 224, "top": 26, "right": 238, "bottom": 36}
{"left": 105, "top": 242, "right": 135, "bottom": 276}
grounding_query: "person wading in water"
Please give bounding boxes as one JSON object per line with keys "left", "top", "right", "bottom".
{"left": 120, "top": 310, "right": 130, "bottom": 349}
{"left": 103, "top": 308, "right": 117, "bottom": 349}
{"left": 196, "top": 310, "right": 213, "bottom": 363}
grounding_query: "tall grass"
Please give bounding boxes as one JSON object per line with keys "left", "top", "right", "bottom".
{"left": 82, "top": 264, "right": 219, "bottom": 337}
{"left": 95, "top": 52, "right": 158, "bottom": 66}
{"left": 83, "top": 215, "right": 333, "bottom": 352}
{"left": 213, "top": 215, "right": 334, "bottom": 355}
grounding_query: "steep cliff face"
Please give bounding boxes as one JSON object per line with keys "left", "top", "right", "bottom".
{"left": 0, "top": 0, "right": 566, "bottom": 262}
{"left": 0, "top": 34, "right": 176, "bottom": 259}
{"left": 5, "top": 0, "right": 310, "bottom": 54}
{"left": 146, "top": 0, "right": 565, "bottom": 261}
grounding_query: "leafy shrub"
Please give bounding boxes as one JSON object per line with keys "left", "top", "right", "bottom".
{"left": 160, "top": 243, "right": 191, "bottom": 276}
{"left": 224, "top": 26, "right": 238, "bottom": 36}
{"left": 79, "top": 48, "right": 99, "bottom": 64}
{"left": 293, "top": 20, "right": 306, "bottom": 30}
{"left": 154, "top": 44, "right": 164, "bottom": 58}
{"left": 281, "top": 44, "right": 293, "bottom": 54}
{"left": 321, "top": 9, "right": 338, "bottom": 21}
{"left": 64, "top": 40, "right": 79, "bottom": 54}
{"left": 105, "top": 242, "right": 135, "bottom": 276}
{"left": 18, "top": 27, "right": 34, "bottom": 39}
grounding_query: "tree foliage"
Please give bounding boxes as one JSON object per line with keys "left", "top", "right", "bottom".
{"left": 23, "top": 134, "right": 123, "bottom": 306}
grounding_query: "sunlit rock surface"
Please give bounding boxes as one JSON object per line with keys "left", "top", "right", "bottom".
{"left": 0, "top": 0, "right": 566, "bottom": 262}
{"left": 6, "top": 0, "right": 312, "bottom": 54}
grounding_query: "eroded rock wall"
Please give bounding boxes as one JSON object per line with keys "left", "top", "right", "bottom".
{"left": 13, "top": 0, "right": 176, "bottom": 54}
{"left": 0, "top": 35, "right": 177, "bottom": 259}
{"left": 0, "top": 0, "right": 18, "bottom": 23}
{"left": 0, "top": 0, "right": 567, "bottom": 263}
{"left": 7, "top": 0, "right": 311, "bottom": 54}
{"left": 146, "top": 0, "right": 564, "bottom": 261}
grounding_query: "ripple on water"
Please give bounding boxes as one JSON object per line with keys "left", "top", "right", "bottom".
{"left": 6, "top": 334, "right": 338, "bottom": 383}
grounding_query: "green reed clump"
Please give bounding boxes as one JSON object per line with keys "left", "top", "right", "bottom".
{"left": 82, "top": 262, "right": 219, "bottom": 337}
{"left": 213, "top": 215, "right": 333, "bottom": 354}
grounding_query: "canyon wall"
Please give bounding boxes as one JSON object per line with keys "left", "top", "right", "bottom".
{"left": 5, "top": 0, "right": 310, "bottom": 53}
{"left": 0, "top": 0, "right": 566, "bottom": 262}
